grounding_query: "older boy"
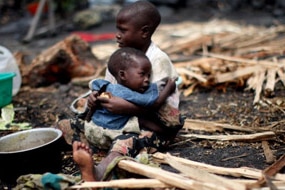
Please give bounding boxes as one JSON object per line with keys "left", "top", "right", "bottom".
{"left": 75, "top": 0, "right": 184, "bottom": 181}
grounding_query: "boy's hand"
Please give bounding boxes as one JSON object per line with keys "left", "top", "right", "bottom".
{"left": 87, "top": 91, "right": 99, "bottom": 109}
{"left": 164, "top": 77, "right": 176, "bottom": 95}
{"left": 98, "top": 95, "right": 141, "bottom": 115}
{"left": 97, "top": 95, "right": 124, "bottom": 114}
{"left": 157, "top": 77, "right": 177, "bottom": 94}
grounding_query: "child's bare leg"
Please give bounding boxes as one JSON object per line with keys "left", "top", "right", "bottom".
{"left": 95, "top": 151, "right": 122, "bottom": 180}
{"left": 72, "top": 141, "right": 96, "bottom": 181}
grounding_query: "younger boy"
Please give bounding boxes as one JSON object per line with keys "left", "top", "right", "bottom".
{"left": 84, "top": 47, "right": 176, "bottom": 150}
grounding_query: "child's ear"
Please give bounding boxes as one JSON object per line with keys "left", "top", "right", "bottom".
{"left": 141, "top": 25, "right": 150, "bottom": 38}
{"left": 118, "top": 70, "right": 126, "bottom": 80}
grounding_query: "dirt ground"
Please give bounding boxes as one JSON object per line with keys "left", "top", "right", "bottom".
{"left": 1, "top": 1, "right": 285, "bottom": 189}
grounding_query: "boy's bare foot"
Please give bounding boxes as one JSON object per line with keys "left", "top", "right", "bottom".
{"left": 72, "top": 141, "right": 96, "bottom": 181}
{"left": 73, "top": 141, "right": 123, "bottom": 182}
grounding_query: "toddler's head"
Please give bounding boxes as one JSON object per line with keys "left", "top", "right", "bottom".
{"left": 108, "top": 47, "right": 152, "bottom": 93}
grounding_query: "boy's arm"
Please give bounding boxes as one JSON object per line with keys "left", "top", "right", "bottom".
{"left": 97, "top": 95, "right": 148, "bottom": 115}
{"left": 151, "top": 78, "right": 176, "bottom": 109}
{"left": 97, "top": 79, "right": 176, "bottom": 115}
{"left": 87, "top": 79, "right": 107, "bottom": 109}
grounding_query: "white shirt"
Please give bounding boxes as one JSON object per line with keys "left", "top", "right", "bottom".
{"left": 105, "top": 42, "right": 180, "bottom": 108}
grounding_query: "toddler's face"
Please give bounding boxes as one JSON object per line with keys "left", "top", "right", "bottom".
{"left": 122, "top": 57, "right": 151, "bottom": 93}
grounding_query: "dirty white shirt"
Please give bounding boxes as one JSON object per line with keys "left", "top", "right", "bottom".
{"left": 105, "top": 42, "right": 180, "bottom": 108}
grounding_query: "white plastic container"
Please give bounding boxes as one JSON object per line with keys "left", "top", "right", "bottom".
{"left": 0, "top": 45, "right": 22, "bottom": 96}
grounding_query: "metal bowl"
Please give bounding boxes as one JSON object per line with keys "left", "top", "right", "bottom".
{"left": 0, "top": 128, "right": 63, "bottom": 184}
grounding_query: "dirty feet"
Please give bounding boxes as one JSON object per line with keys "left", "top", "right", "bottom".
{"left": 72, "top": 141, "right": 96, "bottom": 182}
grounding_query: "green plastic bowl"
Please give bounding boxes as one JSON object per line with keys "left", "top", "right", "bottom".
{"left": 0, "top": 72, "right": 16, "bottom": 108}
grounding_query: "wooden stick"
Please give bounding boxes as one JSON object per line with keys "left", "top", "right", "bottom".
{"left": 215, "top": 65, "right": 261, "bottom": 83}
{"left": 250, "top": 154, "right": 285, "bottom": 188}
{"left": 236, "top": 33, "right": 277, "bottom": 49}
{"left": 264, "top": 68, "right": 277, "bottom": 97}
{"left": 23, "top": 0, "right": 47, "bottom": 42}
{"left": 153, "top": 152, "right": 285, "bottom": 181}
{"left": 263, "top": 154, "right": 285, "bottom": 179}
{"left": 176, "top": 67, "right": 207, "bottom": 82}
{"left": 277, "top": 69, "right": 285, "bottom": 86}
{"left": 183, "top": 119, "right": 255, "bottom": 132}
{"left": 204, "top": 52, "right": 285, "bottom": 68}
{"left": 164, "top": 153, "right": 247, "bottom": 190}
{"left": 68, "top": 178, "right": 171, "bottom": 189}
{"left": 174, "top": 57, "right": 219, "bottom": 68}
{"left": 246, "top": 73, "right": 260, "bottom": 90}
{"left": 118, "top": 159, "right": 225, "bottom": 190}
{"left": 232, "top": 178, "right": 285, "bottom": 186}
{"left": 221, "top": 153, "right": 248, "bottom": 162}
{"left": 183, "top": 82, "right": 198, "bottom": 97}
{"left": 253, "top": 70, "right": 266, "bottom": 104}
{"left": 167, "top": 35, "right": 213, "bottom": 54}
{"left": 261, "top": 141, "right": 276, "bottom": 164}
{"left": 47, "top": 0, "right": 55, "bottom": 35}
{"left": 181, "top": 131, "right": 276, "bottom": 142}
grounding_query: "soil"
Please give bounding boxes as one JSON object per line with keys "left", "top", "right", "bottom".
{"left": 1, "top": 1, "right": 285, "bottom": 189}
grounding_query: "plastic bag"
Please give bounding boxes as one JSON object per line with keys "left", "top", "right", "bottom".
{"left": 0, "top": 45, "right": 22, "bottom": 96}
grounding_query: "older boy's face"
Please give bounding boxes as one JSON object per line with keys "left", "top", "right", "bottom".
{"left": 116, "top": 12, "right": 144, "bottom": 51}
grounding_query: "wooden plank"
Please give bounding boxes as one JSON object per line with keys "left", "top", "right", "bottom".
{"left": 261, "top": 141, "right": 276, "bottom": 164}
{"left": 183, "top": 119, "right": 255, "bottom": 132}
{"left": 264, "top": 68, "right": 277, "bottom": 97}
{"left": 23, "top": 0, "right": 48, "bottom": 42}
{"left": 118, "top": 160, "right": 225, "bottom": 190}
{"left": 164, "top": 153, "right": 246, "bottom": 190}
{"left": 176, "top": 67, "right": 207, "bottom": 82}
{"left": 250, "top": 154, "right": 285, "bottom": 188}
{"left": 215, "top": 65, "right": 261, "bottom": 83}
{"left": 204, "top": 52, "right": 285, "bottom": 68}
{"left": 181, "top": 131, "right": 276, "bottom": 142}
{"left": 253, "top": 70, "right": 266, "bottom": 104}
{"left": 153, "top": 152, "right": 285, "bottom": 181}
{"left": 277, "top": 69, "right": 285, "bottom": 86}
{"left": 69, "top": 178, "right": 171, "bottom": 189}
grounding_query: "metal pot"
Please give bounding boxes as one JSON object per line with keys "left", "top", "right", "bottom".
{"left": 0, "top": 128, "right": 63, "bottom": 184}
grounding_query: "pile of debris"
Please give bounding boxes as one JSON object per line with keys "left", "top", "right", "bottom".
{"left": 68, "top": 152, "right": 285, "bottom": 190}
{"left": 154, "top": 20, "right": 285, "bottom": 106}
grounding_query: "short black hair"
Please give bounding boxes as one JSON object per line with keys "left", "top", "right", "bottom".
{"left": 118, "top": 0, "right": 161, "bottom": 35}
{"left": 108, "top": 47, "right": 147, "bottom": 78}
